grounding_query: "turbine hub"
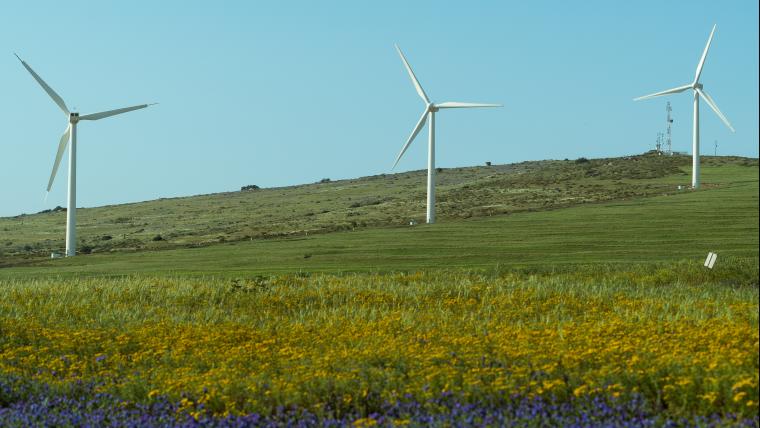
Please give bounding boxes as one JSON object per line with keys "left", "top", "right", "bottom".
{"left": 693, "top": 83, "right": 704, "bottom": 90}
{"left": 69, "top": 112, "right": 79, "bottom": 124}
{"left": 428, "top": 103, "right": 438, "bottom": 112}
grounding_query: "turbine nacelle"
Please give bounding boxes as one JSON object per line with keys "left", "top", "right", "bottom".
{"left": 69, "top": 112, "right": 80, "bottom": 124}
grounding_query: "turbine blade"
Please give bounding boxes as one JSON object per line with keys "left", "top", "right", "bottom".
{"left": 80, "top": 103, "right": 155, "bottom": 121}
{"left": 695, "top": 24, "right": 716, "bottom": 83}
{"left": 47, "top": 124, "right": 71, "bottom": 192}
{"left": 696, "top": 88, "right": 735, "bottom": 132}
{"left": 435, "top": 102, "right": 502, "bottom": 109}
{"left": 395, "top": 45, "right": 430, "bottom": 104}
{"left": 393, "top": 109, "right": 429, "bottom": 169}
{"left": 15, "top": 54, "right": 69, "bottom": 115}
{"left": 633, "top": 84, "right": 691, "bottom": 101}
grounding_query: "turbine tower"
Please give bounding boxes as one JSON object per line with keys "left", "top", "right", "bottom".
{"left": 16, "top": 54, "right": 154, "bottom": 257}
{"left": 634, "top": 25, "right": 734, "bottom": 189}
{"left": 392, "top": 45, "right": 501, "bottom": 224}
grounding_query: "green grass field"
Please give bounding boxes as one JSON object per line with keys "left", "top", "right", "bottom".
{"left": 1, "top": 153, "right": 755, "bottom": 265}
{"left": 0, "top": 156, "right": 756, "bottom": 278}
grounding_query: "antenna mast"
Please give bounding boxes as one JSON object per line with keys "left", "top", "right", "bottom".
{"left": 665, "top": 101, "right": 673, "bottom": 155}
{"left": 655, "top": 132, "right": 663, "bottom": 154}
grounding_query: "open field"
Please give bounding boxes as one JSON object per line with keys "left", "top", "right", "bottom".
{"left": 0, "top": 155, "right": 758, "bottom": 426}
{"left": 1, "top": 154, "right": 755, "bottom": 264}
{"left": 0, "top": 156, "right": 756, "bottom": 278}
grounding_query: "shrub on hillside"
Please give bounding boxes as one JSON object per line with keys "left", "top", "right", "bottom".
{"left": 36, "top": 206, "right": 66, "bottom": 214}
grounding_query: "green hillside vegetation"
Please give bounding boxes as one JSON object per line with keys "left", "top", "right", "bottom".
{"left": 0, "top": 153, "right": 756, "bottom": 278}
{"left": 0, "top": 153, "right": 755, "bottom": 265}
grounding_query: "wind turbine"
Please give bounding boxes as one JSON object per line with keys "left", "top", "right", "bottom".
{"left": 634, "top": 25, "right": 734, "bottom": 189}
{"left": 16, "top": 54, "right": 154, "bottom": 257}
{"left": 392, "top": 45, "right": 501, "bottom": 224}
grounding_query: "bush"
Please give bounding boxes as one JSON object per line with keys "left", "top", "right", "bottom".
{"left": 575, "top": 157, "right": 589, "bottom": 164}
{"left": 152, "top": 235, "right": 164, "bottom": 242}
{"left": 241, "top": 185, "right": 260, "bottom": 191}
{"left": 36, "top": 206, "right": 66, "bottom": 215}
{"left": 348, "top": 197, "right": 386, "bottom": 209}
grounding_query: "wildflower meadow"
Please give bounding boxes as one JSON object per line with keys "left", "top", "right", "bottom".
{"left": 0, "top": 261, "right": 757, "bottom": 426}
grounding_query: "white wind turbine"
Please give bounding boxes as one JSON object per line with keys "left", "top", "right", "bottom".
{"left": 16, "top": 54, "right": 155, "bottom": 257}
{"left": 393, "top": 45, "right": 501, "bottom": 224}
{"left": 634, "top": 25, "right": 734, "bottom": 189}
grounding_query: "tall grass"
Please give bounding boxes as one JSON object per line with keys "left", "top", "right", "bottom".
{"left": 1, "top": 260, "right": 757, "bottom": 328}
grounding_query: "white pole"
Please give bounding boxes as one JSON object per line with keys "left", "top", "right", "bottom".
{"left": 66, "top": 120, "right": 77, "bottom": 256}
{"left": 692, "top": 91, "right": 700, "bottom": 189}
{"left": 426, "top": 110, "right": 436, "bottom": 224}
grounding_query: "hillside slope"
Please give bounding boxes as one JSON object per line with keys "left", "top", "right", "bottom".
{"left": 0, "top": 153, "right": 756, "bottom": 276}
{"left": 0, "top": 153, "right": 756, "bottom": 266}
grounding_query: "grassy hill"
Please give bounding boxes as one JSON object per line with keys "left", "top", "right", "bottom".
{"left": 0, "top": 153, "right": 754, "bottom": 260}
{"left": 0, "top": 153, "right": 756, "bottom": 277}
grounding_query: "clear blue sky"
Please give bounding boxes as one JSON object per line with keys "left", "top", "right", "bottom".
{"left": 0, "top": 1, "right": 757, "bottom": 217}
